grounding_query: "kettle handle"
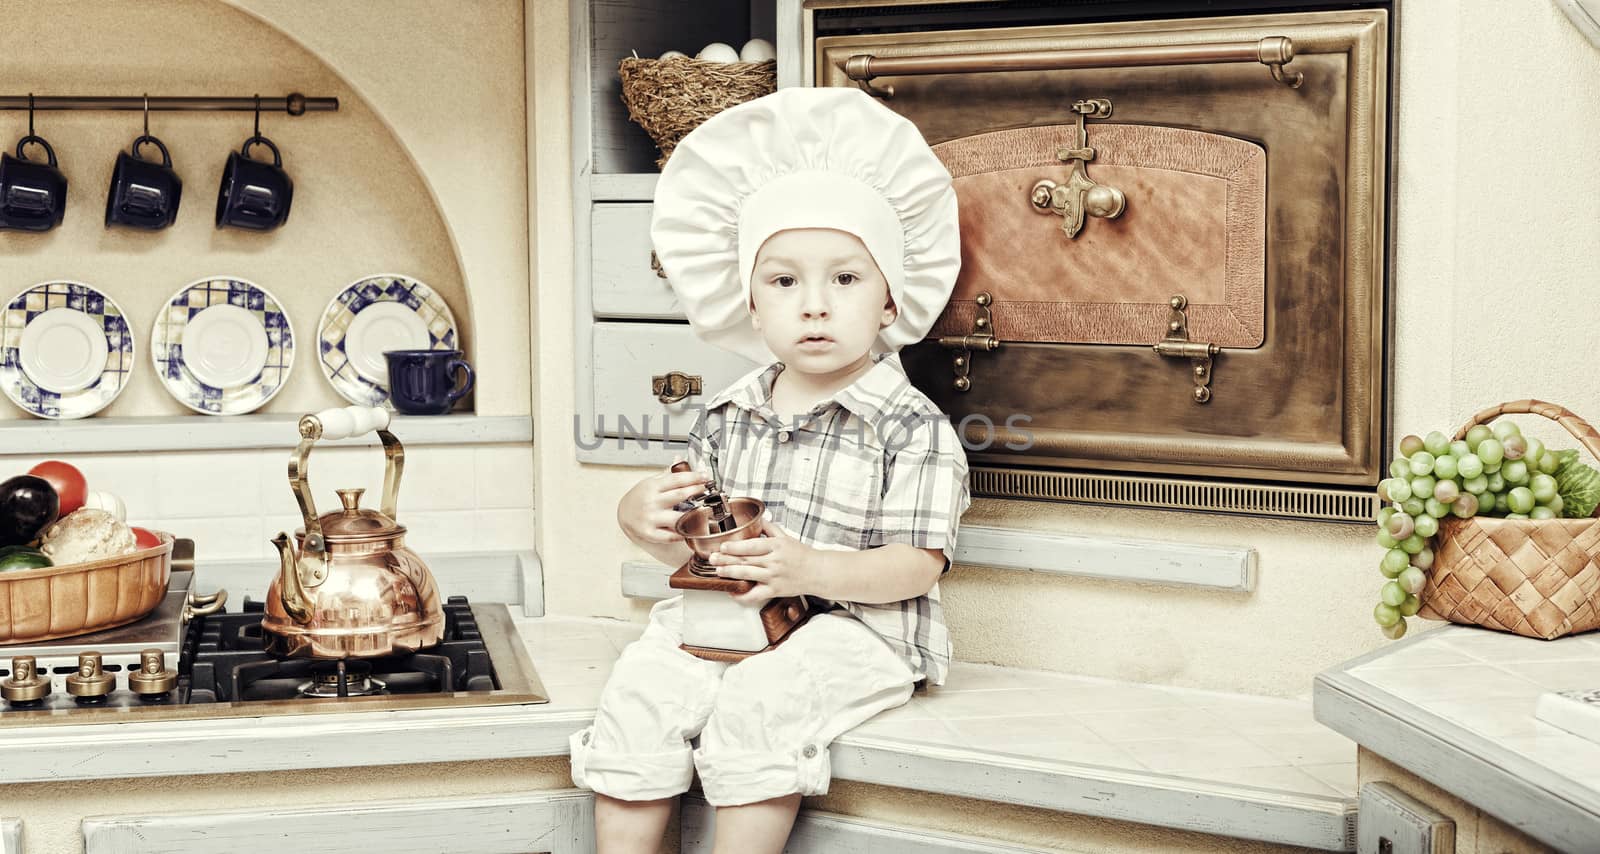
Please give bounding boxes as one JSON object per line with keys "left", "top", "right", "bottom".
{"left": 313, "top": 405, "right": 390, "bottom": 440}
{"left": 288, "top": 406, "right": 405, "bottom": 556}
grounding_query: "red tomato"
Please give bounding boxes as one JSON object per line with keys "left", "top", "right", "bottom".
{"left": 27, "top": 461, "right": 86, "bottom": 516}
{"left": 132, "top": 527, "right": 162, "bottom": 549}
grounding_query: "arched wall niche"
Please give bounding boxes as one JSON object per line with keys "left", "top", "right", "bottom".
{"left": 0, "top": 0, "right": 530, "bottom": 418}
{"left": 222, "top": 0, "right": 532, "bottom": 418}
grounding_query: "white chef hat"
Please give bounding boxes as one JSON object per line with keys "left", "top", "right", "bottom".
{"left": 650, "top": 87, "right": 961, "bottom": 364}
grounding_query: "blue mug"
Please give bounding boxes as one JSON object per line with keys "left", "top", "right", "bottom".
{"left": 384, "top": 349, "right": 474, "bottom": 415}
{"left": 0, "top": 135, "right": 68, "bottom": 232}
{"left": 216, "top": 135, "right": 292, "bottom": 231}
{"left": 106, "top": 134, "right": 182, "bottom": 230}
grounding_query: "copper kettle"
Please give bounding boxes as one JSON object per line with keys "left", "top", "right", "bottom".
{"left": 262, "top": 406, "right": 444, "bottom": 659}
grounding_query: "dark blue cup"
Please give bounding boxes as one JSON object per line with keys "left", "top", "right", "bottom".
{"left": 106, "top": 134, "right": 183, "bottom": 230}
{"left": 384, "top": 349, "right": 474, "bottom": 415}
{"left": 0, "top": 135, "right": 68, "bottom": 232}
{"left": 216, "top": 135, "right": 292, "bottom": 231}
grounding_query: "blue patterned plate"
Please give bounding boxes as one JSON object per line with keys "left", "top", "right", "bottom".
{"left": 0, "top": 281, "right": 134, "bottom": 420}
{"left": 318, "top": 273, "right": 459, "bottom": 408}
{"left": 152, "top": 277, "right": 295, "bottom": 415}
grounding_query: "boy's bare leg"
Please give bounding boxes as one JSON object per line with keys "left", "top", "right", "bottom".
{"left": 595, "top": 793, "right": 674, "bottom": 854}
{"left": 711, "top": 794, "right": 803, "bottom": 854}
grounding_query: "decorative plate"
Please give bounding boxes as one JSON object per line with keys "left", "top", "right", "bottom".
{"left": 152, "top": 277, "right": 295, "bottom": 415}
{"left": 317, "top": 273, "right": 459, "bottom": 407}
{"left": 0, "top": 281, "right": 134, "bottom": 420}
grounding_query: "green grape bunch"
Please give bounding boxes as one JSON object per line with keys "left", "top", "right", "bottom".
{"left": 1372, "top": 420, "right": 1600, "bottom": 640}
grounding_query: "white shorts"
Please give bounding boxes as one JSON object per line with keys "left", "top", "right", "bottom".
{"left": 568, "top": 596, "right": 916, "bottom": 806}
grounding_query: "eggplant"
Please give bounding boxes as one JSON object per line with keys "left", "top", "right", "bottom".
{"left": 0, "top": 475, "right": 59, "bottom": 547}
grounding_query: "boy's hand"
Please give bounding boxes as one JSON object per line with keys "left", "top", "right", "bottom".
{"left": 709, "top": 519, "right": 822, "bottom": 604}
{"left": 617, "top": 464, "right": 710, "bottom": 546}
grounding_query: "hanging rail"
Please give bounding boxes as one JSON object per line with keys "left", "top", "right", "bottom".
{"left": 844, "top": 37, "right": 1303, "bottom": 98}
{"left": 0, "top": 93, "right": 337, "bottom": 115}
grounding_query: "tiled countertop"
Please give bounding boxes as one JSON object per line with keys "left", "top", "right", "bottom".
{"left": 1314, "top": 623, "right": 1600, "bottom": 852}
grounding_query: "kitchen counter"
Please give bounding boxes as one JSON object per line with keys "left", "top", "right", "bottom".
{"left": 9, "top": 617, "right": 1363, "bottom": 850}
{"left": 1313, "top": 623, "right": 1600, "bottom": 852}
{"left": 2, "top": 612, "right": 1362, "bottom": 850}
{"left": 0, "top": 613, "right": 592, "bottom": 786}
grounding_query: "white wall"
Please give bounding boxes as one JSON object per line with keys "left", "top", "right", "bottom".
{"left": 532, "top": 0, "right": 1600, "bottom": 698}
{"left": 0, "top": 444, "right": 535, "bottom": 564}
{"left": 0, "top": 0, "right": 536, "bottom": 566}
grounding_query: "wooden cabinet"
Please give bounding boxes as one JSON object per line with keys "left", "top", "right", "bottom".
{"left": 81, "top": 791, "right": 594, "bottom": 854}
{"left": 571, "top": 1, "right": 783, "bottom": 465}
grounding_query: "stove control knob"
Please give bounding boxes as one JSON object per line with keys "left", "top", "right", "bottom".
{"left": 65, "top": 652, "right": 116, "bottom": 698}
{"left": 2, "top": 655, "right": 51, "bottom": 703}
{"left": 127, "top": 649, "right": 177, "bottom": 696}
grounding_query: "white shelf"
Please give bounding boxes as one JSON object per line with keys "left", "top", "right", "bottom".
{"left": 0, "top": 413, "right": 533, "bottom": 455}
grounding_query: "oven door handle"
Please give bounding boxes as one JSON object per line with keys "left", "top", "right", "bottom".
{"left": 845, "top": 36, "right": 1302, "bottom": 98}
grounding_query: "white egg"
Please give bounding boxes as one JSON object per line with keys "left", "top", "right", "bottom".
{"left": 659, "top": 50, "right": 688, "bottom": 60}
{"left": 695, "top": 42, "right": 739, "bottom": 63}
{"left": 739, "top": 38, "right": 776, "bottom": 63}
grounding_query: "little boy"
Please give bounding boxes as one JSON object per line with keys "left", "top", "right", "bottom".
{"left": 569, "top": 87, "right": 969, "bottom": 854}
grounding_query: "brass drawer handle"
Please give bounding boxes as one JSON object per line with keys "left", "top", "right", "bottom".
{"left": 650, "top": 250, "right": 668, "bottom": 279}
{"left": 653, "top": 371, "right": 702, "bottom": 404}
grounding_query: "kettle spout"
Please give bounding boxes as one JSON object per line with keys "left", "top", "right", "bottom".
{"left": 272, "top": 532, "right": 314, "bottom": 623}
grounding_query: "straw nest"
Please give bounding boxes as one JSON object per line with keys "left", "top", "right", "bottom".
{"left": 619, "top": 56, "right": 777, "bottom": 168}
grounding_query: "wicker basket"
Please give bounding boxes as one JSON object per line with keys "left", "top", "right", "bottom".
{"left": 0, "top": 531, "right": 173, "bottom": 644}
{"left": 618, "top": 56, "right": 777, "bottom": 169}
{"left": 1418, "top": 400, "right": 1600, "bottom": 640}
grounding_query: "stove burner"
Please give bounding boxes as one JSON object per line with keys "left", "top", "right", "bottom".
{"left": 189, "top": 596, "right": 499, "bottom": 704}
{"left": 299, "top": 660, "right": 388, "bottom": 698}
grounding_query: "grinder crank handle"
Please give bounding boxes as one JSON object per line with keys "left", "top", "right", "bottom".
{"left": 306, "top": 405, "right": 391, "bottom": 440}
{"left": 670, "top": 460, "right": 697, "bottom": 512}
{"left": 669, "top": 460, "right": 741, "bottom": 535}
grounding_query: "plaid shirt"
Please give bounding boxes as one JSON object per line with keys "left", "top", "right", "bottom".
{"left": 687, "top": 353, "right": 970, "bottom": 684}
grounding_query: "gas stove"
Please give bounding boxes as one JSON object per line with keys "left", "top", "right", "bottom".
{"left": 0, "top": 547, "right": 547, "bottom": 725}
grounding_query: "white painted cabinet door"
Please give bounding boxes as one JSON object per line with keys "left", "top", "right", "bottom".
{"left": 681, "top": 796, "right": 1055, "bottom": 853}
{"left": 590, "top": 204, "right": 684, "bottom": 320}
{"left": 81, "top": 791, "right": 594, "bottom": 854}
{"left": 591, "top": 322, "right": 758, "bottom": 443}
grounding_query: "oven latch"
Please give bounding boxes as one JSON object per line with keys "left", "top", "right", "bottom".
{"left": 938, "top": 291, "right": 1000, "bottom": 391}
{"left": 1029, "top": 98, "right": 1126, "bottom": 239}
{"left": 1152, "top": 294, "right": 1220, "bottom": 404}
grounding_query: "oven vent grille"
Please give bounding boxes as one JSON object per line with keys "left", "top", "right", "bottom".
{"left": 972, "top": 467, "right": 1379, "bottom": 523}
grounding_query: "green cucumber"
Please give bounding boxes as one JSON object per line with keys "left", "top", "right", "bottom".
{"left": 0, "top": 548, "right": 51, "bottom": 571}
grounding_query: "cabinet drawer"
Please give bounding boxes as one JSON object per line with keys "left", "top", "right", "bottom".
{"left": 592, "top": 322, "right": 758, "bottom": 441}
{"left": 81, "top": 791, "right": 595, "bottom": 854}
{"left": 591, "top": 203, "right": 684, "bottom": 319}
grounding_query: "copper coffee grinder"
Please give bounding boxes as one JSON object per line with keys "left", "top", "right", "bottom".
{"left": 668, "top": 461, "right": 810, "bottom": 662}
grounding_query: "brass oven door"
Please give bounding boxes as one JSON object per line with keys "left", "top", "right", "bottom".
{"left": 812, "top": 8, "right": 1390, "bottom": 518}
